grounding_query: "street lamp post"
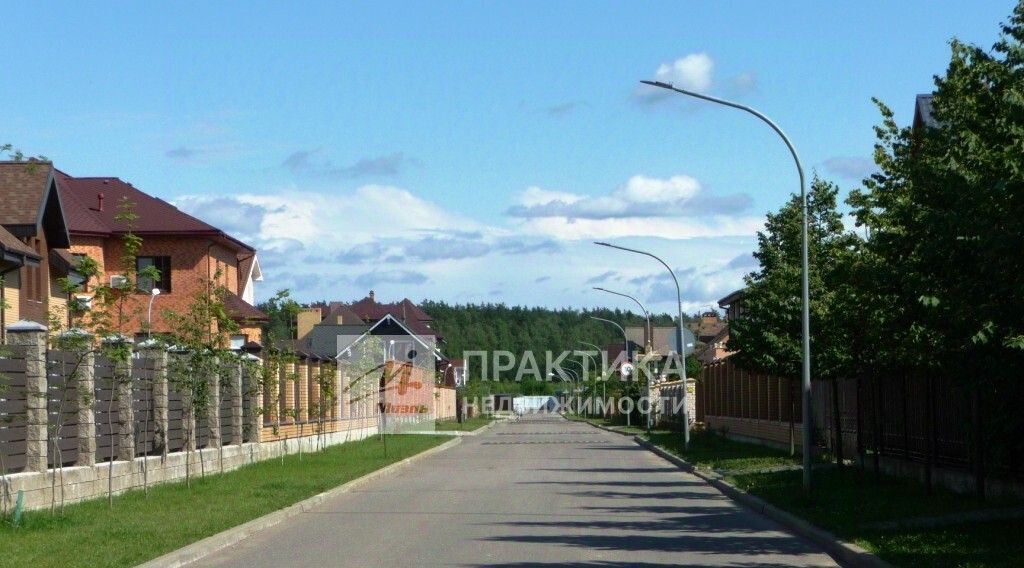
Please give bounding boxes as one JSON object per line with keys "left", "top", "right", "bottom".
{"left": 638, "top": 79, "right": 812, "bottom": 490}
{"left": 147, "top": 288, "right": 161, "bottom": 340}
{"left": 590, "top": 316, "right": 634, "bottom": 426}
{"left": 578, "top": 341, "right": 607, "bottom": 415}
{"left": 566, "top": 358, "right": 589, "bottom": 415}
{"left": 593, "top": 287, "right": 652, "bottom": 350}
{"left": 594, "top": 242, "right": 690, "bottom": 450}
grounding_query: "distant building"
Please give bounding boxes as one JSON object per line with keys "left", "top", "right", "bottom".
{"left": 294, "top": 291, "right": 445, "bottom": 368}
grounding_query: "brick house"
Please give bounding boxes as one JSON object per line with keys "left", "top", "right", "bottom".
{"left": 55, "top": 171, "right": 267, "bottom": 344}
{"left": 295, "top": 291, "right": 445, "bottom": 366}
{"left": 0, "top": 161, "right": 85, "bottom": 338}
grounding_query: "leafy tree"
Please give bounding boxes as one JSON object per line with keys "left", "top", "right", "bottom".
{"left": 258, "top": 289, "right": 301, "bottom": 341}
{"left": 728, "top": 177, "right": 859, "bottom": 462}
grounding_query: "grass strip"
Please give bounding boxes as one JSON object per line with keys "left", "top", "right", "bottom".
{"left": 434, "top": 415, "right": 495, "bottom": 431}
{"left": 0, "top": 434, "right": 449, "bottom": 568}
{"left": 644, "top": 429, "right": 1022, "bottom": 567}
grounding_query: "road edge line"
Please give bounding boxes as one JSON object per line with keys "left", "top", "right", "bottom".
{"left": 136, "top": 436, "right": 463, "bottom": 568}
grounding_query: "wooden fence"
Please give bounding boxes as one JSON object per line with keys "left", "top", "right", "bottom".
{"left": 697, "top": 356, "right": 1023, "bottom": 483}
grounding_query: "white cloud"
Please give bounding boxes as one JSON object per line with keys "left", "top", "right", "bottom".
{"left": 506, "top": 173, "right": 759, "bottom": 240}
{"left": 618, "top": 175, "right": 699, "bottom": 203}
{"left": 518, "top": 186, "right": 584, "bottom": 207}
{"left": 518, "top": 215, "right": 764, "bottom": 241}
{"left": 655, "top": 53, "right": 714, "bottom": 92}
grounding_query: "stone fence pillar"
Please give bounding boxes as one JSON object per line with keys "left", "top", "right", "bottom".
{"left": 229, "top": 361, "right": 243, "bottom": 445}
{"left": 243, "top": 354, "right": 263, "bottom": 443}
{"left": 7, "top": 321, "right": 48, "bottom": 472}
{"left": 206, "top": 356, "right": 221, "bottom": 449}
{"left": 68, "top": 330, "right": 97, "bottom": 466}
{"left": 139, "top": 343, "right": 168, "bottom": 458}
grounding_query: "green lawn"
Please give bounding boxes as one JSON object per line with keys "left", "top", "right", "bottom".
{"left": 641, "top": 429, "right": 1023, "bottom": 567}
{"left": 434, "top": 415, "right": 494, "bottom": 431}
{"left": 0, "top": 434, "right": 450, "bottom": 568}
{"left": 645, "top": 429, "right": 802, "bottom": 473}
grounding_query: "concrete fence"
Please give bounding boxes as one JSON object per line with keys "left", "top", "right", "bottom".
{"left": 0, "top": 322, "right": 423, "bottom": 512}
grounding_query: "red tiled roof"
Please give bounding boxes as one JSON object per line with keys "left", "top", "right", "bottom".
{"left": 349, "top": 295, "right": 437, "bottom": 337}
{"left": 224, "top": 291, "right": 268, "bottom": 322}
{"left": 55, "top": 171, "right": 254, "bottom": 252}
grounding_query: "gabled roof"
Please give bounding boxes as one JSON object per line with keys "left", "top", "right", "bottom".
{"left": 335, "top": 313, "right": 443, "bottom": 361}
{"left": 0, "top": 225, "right": 41, "bottom": 266}
{"left": 914, "top": 94, "right": 938, "bottom": 130}
{"left": 0, "top": 161, "right": 71, "bottom": 247}
{"left": 348, "top": 293, "right": 436, "bottom": 336}
{"left": 224, "top": 291, "right": 269, "bottom": 322}
{"left": 55, "top": 171, "right": 254, "bottom": 252}
{"left": 717, "top": 288, "right": 746, "bottom": 309}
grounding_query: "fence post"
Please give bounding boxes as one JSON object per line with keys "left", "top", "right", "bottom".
{"left": 207, "top": 356, "right": 221, "bottom": 449}
{"left": 100, "top": 336, "right": 135, "bottom": 463}
{"left": 339, "top": 366, "right": 350, "bottom": 420}
{"left": 7, "top": 321, "right": 49, "bottom": 472}
{"left": 243, "top": 354, "right": 263, "bottom": 443}
{"left": 139, "top": 342, "right": 168, "bottom": 458}
{"left": 296, "top": 356, "right": 309, "bottom": 423}
{"left": 229, "top": 360, "right": 243, "bottom": 445}
{"left": 71, "top": 331, "right": 97, "bottom": 466}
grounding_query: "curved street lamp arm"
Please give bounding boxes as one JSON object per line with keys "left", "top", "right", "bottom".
{"left": 640, "top": 79, "right": 812, "bottom": 490}
{"left": 593, "top": 286, "right": 652, "bottom": 348}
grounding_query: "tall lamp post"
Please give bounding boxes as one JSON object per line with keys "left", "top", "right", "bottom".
{"left": 578, "top": 341, "right": 607, "bottom": 413}
{"left": 590, "top": 316, "right": 631, "bottom": 361}
{"left": 638, "top": 79, "right": 812, "bottom": 490}
{"left": 594, "top": 242, "right": 691, "bottom": 450}
{"left": 591, "top": 316, "right": 641, "bottom": 427}
{"left": 593, "top": 287, "right": 652, "bottom": 350}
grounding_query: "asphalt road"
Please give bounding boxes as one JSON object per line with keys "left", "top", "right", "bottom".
{"left": 199, "top": 415, "right": 837, "bottom": 567}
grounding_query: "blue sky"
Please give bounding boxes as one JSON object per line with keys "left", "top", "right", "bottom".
{"left": 4, "top": 1, "right": 1016, "bottom": 314}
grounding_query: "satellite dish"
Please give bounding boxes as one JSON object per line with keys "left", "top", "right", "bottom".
{"left": 406, "top": 349, "right": 418, "bottom": 360}
{"left": 620, "top": 363, "right": 634, "bottom": 377}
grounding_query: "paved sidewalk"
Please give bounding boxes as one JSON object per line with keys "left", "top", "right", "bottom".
{"left": 198, "top": 414, "right": 837, "bottom": 567}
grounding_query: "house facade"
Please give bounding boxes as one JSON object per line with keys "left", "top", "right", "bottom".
{"left": 54, "top": 172, "right": 266, "bottom": 343}
{"left": 296, "top": 292, "right": 444, "bottom": 366}
{"left": 0, "top": 161, "right": 84, "bottom": 337}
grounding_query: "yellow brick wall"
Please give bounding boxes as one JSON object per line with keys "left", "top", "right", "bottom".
{"left": 2, "top": 271, "right": 20, "bottom": 327}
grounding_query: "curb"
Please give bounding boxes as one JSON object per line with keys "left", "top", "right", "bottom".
{"left": 631, "top": 436, "right": 890, "bottom": 568}
{"left": 404, "top": 419, "right": 500, "bottom": 437}
{"left": 136, "top": 436, "right": 463, "bottom": 568}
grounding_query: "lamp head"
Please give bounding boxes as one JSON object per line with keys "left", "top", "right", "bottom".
{"left": 640, "top": 80, "right": 673, "bottom": 89}
{"left": 151, "top": 288, "right": 161, "bottom": 297}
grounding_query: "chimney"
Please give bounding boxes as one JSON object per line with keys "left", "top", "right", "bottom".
{"left": 96, "top": 192, "right": 105, "bottom": 211}
{"left": 369, "top": 290, "right": 375, "bottom": 301}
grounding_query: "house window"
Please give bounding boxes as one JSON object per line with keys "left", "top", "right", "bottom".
{"left": 137, "top": 256, "right": 171, "bottom": 293}
{"left": 230, "top": 334, "right": 247, "bottom": 350}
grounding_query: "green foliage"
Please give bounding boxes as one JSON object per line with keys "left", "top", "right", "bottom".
{"left": 420, "top": 301, "right": 682, "bottom": 382}
{"left": 257, "top": 289, "right": 301, "bottom": 341}
{"left": 728, "top": 176, "right": 859, "bottom": 383}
